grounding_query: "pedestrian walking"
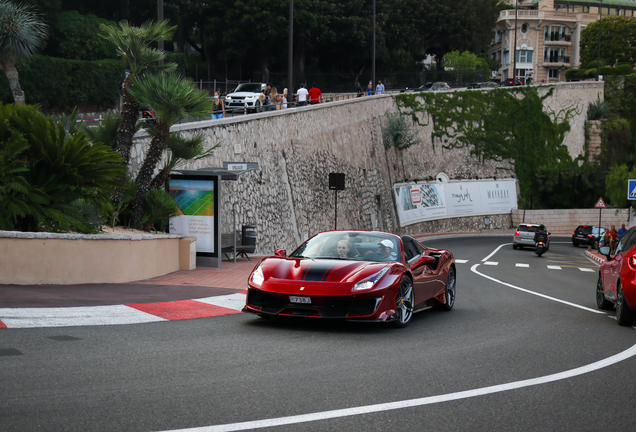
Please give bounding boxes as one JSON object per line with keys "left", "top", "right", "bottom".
{"left": 308, "top": 83, "right": 322, "bottom": 104}
{"left": 296, "top": 83, "right": 308, "bottom": 107}
{"left": 375, "top": 80, "right": 385, "bottom": 95}
{"left": 367, "top": 80, "right": 373, "bottom": 96}
{"left": 211, "top": 91, "right": 225, "bottom": 119}
{"left": 281, "top": 88, "right": 288, "bottom": 109}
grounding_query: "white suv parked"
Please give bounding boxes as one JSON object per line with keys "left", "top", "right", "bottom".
{"left": 224, "top": 83, "right": 267, "bottom": 113}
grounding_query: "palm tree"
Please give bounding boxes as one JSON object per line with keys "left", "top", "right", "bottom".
{"left": 0, "top": 0, "right": 48, "bottom": 104}
{"left": 99, "top": 20, "right": 177, "bottom": 166}
{"left": 148, "top": 131, "right": 218, "bottom": 191}
{"left": 127, "top": 73, "right": 212, "bottom": 229}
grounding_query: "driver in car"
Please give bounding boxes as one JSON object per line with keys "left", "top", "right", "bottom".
{"left": 366, "top": 239, "right": 397, "bottom": 261}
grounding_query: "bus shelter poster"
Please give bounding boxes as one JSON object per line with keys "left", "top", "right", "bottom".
{"left": 168, "top": 179, "right": 215, "bottom": 253}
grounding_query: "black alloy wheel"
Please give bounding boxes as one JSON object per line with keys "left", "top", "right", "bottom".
{"left": 616, "top": 283, "right": 635, "bottom": 326}
{"left": 254, "top": 101, "right": 263, "bottom": 113}
{"left": 393, "top": 277, "right": 414, "bottom": 328}
{"left": 593, "top": 239, "right": 599, "bottom": 249}
{"left": 596, "top": 274, "right": 613, "bottom": 310}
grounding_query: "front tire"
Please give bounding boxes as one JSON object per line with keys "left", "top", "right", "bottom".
{"left": 616, "top": 283, "right": 635, "bottom": 326}
{"left": 596, "top": 275, "right": 613, "bottom": 310}
{"left": 435, "top": 267, "right": 456, "bottom": 311}
{"left": 393, "top": 276, "right": 414, "bottom": 328}
{"left": 253, "top": 101, "right": 263, "bottom": 113}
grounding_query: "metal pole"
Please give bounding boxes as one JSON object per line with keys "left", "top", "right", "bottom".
{"left": 233, "top": 208, "right": 237, "bottom": 263}
{"left": 372, "top": 0, "right": 376, "bottom": 93}
{"left": 597, "top": 0, "right": 602, "bottom": 81}
{"left": 599, "top": 208, "right": 602, "bottom": 231}
{"left": 512, "top": 1, "right": 518, "bottom": 83}
{"left": 288, "top": 0, "right": 294, "bottom": 97}
{"left": 334, "top": 190, "right": 338, "bottom": 230}
{"left": 157, "top": 0, "right": 164, "bottom": 67}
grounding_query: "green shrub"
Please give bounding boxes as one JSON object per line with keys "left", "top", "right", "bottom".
{"left": 585, "top": 68, "right": 598, "bottom": 78}
{"left": 565, "top": 69, "right": 578, "bottom": 80}
{"left": 616, "top": 64, "right": 634, "bottom": 75}
{"left": 48, "top": 11, "right": 118, "bottom": 61}
{"left": 600, "top": 66, "right": 617, "bottom": 76}
{"left": 0, "top": 56, "right": 124, "bottom": 110}
{"left": 586, "top": 60, "right": 607, "bottom": 69}
{"left": 0, "top": 104, "right": 126, "bottom": 232}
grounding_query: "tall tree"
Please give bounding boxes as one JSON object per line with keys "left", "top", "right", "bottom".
{"left": 127, "top": 73, "right": 211, "bottom": 229}
{"left": 0, "top": 0, "right": 48, "bottom": 104}
{"left": 99, "top": 20, "right": 177, "bottom": 167}
{"left": 580, "top": 17, "right": 636, "bottom": 68}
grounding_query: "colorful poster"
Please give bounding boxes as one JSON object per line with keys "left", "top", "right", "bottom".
{"left": 394, "top": 179, "right": 517, "bottom": 226}
{"left": 168, "top": 179, "right": 215, "bottom": 253}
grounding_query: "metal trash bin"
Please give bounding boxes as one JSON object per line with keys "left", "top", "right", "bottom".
{"left": 242, "top": 225, "right": 256, "bottom": 253}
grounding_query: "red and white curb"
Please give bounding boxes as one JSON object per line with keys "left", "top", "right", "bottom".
{"left": 585, "top": 250, "right": 606, "bottom": 265}
{"left": 0, "top": 291, "right": 247, "bottom": 329}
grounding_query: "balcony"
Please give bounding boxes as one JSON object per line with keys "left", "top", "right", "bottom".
{"left": 543, "top": 56, "right": 570, "bottom": 66}
{"left": 544, "top": 34, "right": 571, "bottom": 43}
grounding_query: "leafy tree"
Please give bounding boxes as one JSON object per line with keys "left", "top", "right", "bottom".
{"left": 48, "top": 11, "right": 118, "bottom": 60}
{"left": 580, "top": 17, "right": 636, "bottom": 69}
{"left": 99, "top": 20, "right": 177, "bottom": 167}
{"left": 606, "top": 164, "right": 636, "bottom": 210}
{"left": 0, "top": 103, "right": 126, "bottom": 232}
{"left": 127, "top": 73, "right": 211, "bottom": 229}
{"left": 0, "top": 0, "right": 48, "bottom": 104}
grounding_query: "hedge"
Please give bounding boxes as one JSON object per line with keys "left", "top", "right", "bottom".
{"left": 0, "top": 55, "right": 124, "bottom": 110}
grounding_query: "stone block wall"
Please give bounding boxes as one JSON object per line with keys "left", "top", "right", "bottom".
{"left": 512, "top": 208, "right": 629, "bottom": 233}
{"left": 128, "top": 82, "right": 604, "bottom": 254}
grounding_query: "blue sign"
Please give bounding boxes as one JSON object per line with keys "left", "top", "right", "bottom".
{"left": 629, "top": 179, "right": 636, "bottom": 201}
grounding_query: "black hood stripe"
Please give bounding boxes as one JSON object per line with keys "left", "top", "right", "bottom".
{"left": 302, "top": 262, "right": 338, "bottom": 281}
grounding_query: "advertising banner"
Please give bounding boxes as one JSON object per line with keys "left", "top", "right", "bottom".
{"left": 394, "top": 179, "right": 517, "bottom": 226}
{"left": 168, "top": 178, "right": 216, "bottom": 253}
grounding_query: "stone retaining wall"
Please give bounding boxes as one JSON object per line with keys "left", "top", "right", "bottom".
{"left": 512, "top": 208, "right": 629, "bottom": 233}
{"left": 129, "top": 82, "right": 604, "bottom": 254}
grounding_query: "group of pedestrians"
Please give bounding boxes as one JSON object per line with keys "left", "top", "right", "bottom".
{"left": 260, "top": 84, "right": 289, "bottom": 111}
{"left": 601, "top": 223, "right": 627, "bottom": 253}
{"left": 357, "top": 80, "right": 385, "bottom": 97}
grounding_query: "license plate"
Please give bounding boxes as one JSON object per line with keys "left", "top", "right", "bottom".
{"left": 289, "top": 296, "right": 311, "bottom": 304}
{"left": 578, "top": 234, "right": 584, "bottom": 237}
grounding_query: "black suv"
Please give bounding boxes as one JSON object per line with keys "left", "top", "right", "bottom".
{"left": 572, "top": 225, "right": 606, "bottom": 249}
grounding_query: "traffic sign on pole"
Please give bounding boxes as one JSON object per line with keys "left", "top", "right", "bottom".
{"left": 628, "top": 179, "right": 636, "bottom": 200}
{"left": 594, "top": 197, "right": 607, "bottom": 208}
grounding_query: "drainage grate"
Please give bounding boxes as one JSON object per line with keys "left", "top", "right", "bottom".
{"left": 47, "top": 336, "right": 83, "bottom": 342}
{"left": 0, "top": 348, "right": 23, "bottom": 356}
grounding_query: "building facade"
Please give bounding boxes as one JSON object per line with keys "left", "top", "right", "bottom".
{"left": 489, "top": 0, "right": 636, "bottom": 84}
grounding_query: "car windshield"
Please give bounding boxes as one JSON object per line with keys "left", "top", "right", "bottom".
{"left": 289, "top": 231, "right": 400, "bottom": 262}
{"left": 233, "top": 83, "right": 262, "bottom": 93}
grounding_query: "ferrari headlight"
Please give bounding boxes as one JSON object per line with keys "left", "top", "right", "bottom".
{"left": 251, "top": 263, "right": 264, "bottom": 287}
{"left": 353, "top": 267, "right": 390, "bottom": 291}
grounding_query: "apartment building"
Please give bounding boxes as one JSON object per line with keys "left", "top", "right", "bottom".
{"left": 489, "top": 0, "right": 636, "bottom": 84}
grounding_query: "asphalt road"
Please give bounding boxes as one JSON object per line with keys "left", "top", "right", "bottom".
{"left": 2, "top": 236, "right": 635, "bottom": 432}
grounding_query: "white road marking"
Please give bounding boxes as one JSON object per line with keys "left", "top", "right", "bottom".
{"left": 516, "top": 263, "right": 530, "bottom": 268}
{"left": 483, "top": 261, "right": 498, "bottom": 266}
{"left": 471, "top": 264, "right": 603, "bottom": 314}
{"left": 160, "top": 343, "right": 636, "bottom": 432}
{"left": 547, "top": 265, "right": 562, "bottom": 270}
{"left": 482, "top": 243, "right": 511, "bottom": 262}
{"left": 0, "top": 305, "right": 165, "bottom": 328}
{"left": 196, "top": 293, "right": 246, "bottom": 312}
{"left": 579, "top": 268, "right": 595, "bottom": 272}
{"left": 455, "top": 259, "right": 469, "bottom": 264}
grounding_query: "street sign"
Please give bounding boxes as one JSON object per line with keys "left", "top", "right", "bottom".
{"left": 594, "top": 197, "right": 607, "bottom": 208}
{"left": 628, "top": 179, "right": 636, "bottom": 200}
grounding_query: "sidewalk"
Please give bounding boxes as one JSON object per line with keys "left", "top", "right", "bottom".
{"left": 0, "top": 258, "right": 260, "bottom": 329}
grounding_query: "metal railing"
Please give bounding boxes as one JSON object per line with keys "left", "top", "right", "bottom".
{"left": 544, "top": 34, "right": 571, "bottom": 42}
{"left": 543, "top": 56, "right": 570, "bottom": 64}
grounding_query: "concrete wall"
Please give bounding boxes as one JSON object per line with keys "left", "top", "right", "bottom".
{"left": 512, "top": 209, "right": 629, "bottom": 233}
{"left": 0, "top": 231, "right": 191, "bottom": 285}
{"left": 129, "top": 82, "right": 604, "bottom": 254}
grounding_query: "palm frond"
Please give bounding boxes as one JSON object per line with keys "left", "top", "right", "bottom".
{"left": 0, "top": 0, "right": 48, "bottom": 62}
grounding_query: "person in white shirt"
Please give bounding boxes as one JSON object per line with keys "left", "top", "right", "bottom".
{"left": 296, "top": 83, "right": 308, "bottom": 107}
{"left": 376, "top": 80, "right": 385, "bottom": 95}
{"left": 281, "top": 88, "right": 288, "bottom": 109}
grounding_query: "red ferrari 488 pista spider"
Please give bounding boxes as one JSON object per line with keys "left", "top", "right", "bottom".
{"left": 243, "top": 230, "right": 456, "bottom": 327}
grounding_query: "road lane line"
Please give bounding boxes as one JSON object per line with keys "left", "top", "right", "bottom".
{"left": 482, "top": 243, "right": 511, "bottom": 262}
{"left": 516, "top": 263, "right": 529, "bottom": 267}
{"left": 161, "top": 343, "right": 636, "bottom": 432}
{"left": 471, "top": 264, "right": 604, "bottom": 314}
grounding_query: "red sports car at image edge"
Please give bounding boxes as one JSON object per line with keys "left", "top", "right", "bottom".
{"left": 243, "top": 230, "right": 456, "bottom": 327}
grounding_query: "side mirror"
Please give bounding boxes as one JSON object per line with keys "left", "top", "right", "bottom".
{"left": 598, "top": 246, "right": 611, "bottom": 259}
{"left": 412, "top": 254, "right": 436, "bottom": 269}
{"left": 274, "top": 249, "right": 287, "bottom": 257}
